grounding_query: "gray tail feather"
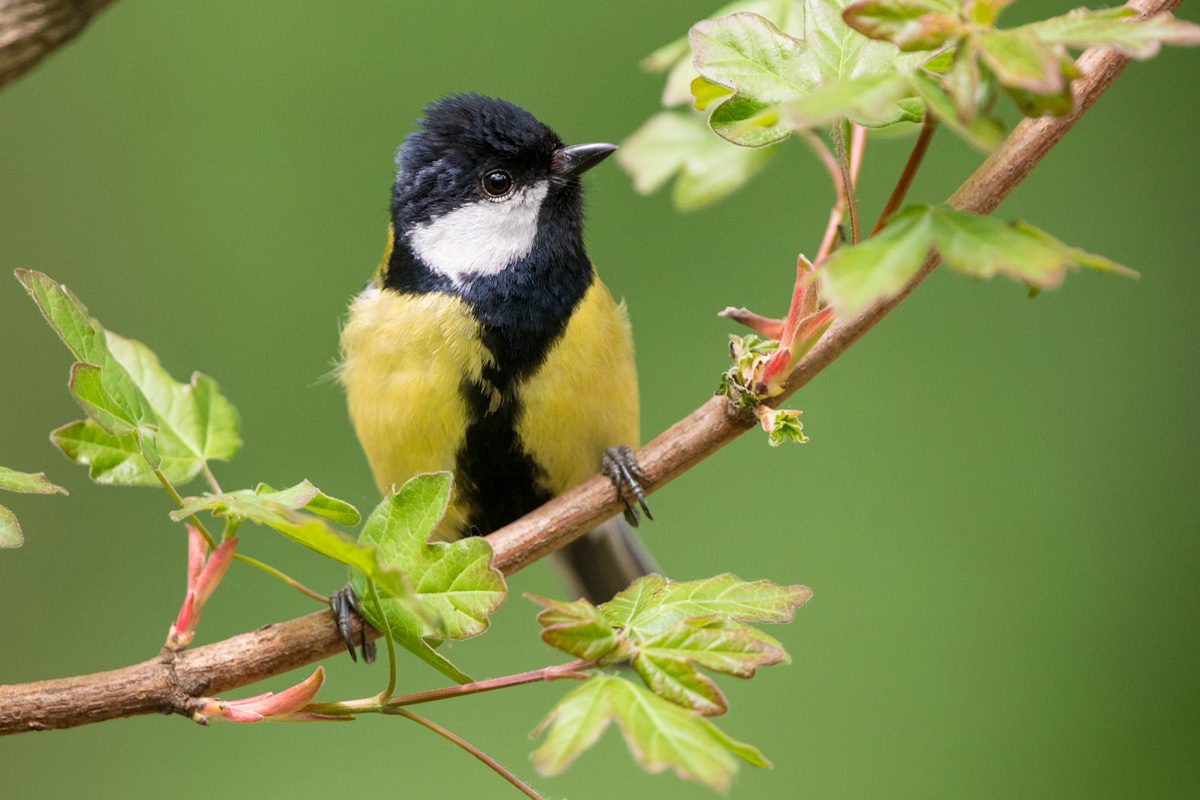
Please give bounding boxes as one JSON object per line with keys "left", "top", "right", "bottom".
{"left": 551, "top": 517, "right": 659, "bottom": 605}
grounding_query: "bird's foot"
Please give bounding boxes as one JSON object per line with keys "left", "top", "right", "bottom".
{"left": 330, "top": 583, "right": 376, "bottom": 664}
{"left": 601, "top": 444, "right": 653, "bottom": 527}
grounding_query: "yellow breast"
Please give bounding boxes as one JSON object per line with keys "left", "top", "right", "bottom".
{"left": 338, "top": 285, "right": 490, "bottom": 535}
{"left": 339, "top": 276, "right": 639, "bottom": 539}
{"left": 516, "top": 279, "right": 640, "bottom": 495}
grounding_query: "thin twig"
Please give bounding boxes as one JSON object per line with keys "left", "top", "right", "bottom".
{"left": 368, "top": 579, "right": 398, "bottom": 700}
{"left": 155, "top": 469, "right": 218, "bottom": 549}
{"left": 0, "top": 0, "right": 1179, "bottom": 735}
{"left": 386, "top": 660, "right": 592, "bottom": 708}
{"left": 230, "top": 554, "right": 328, "bottom": 603}
{"left": 303, "top": 660, "right": 594, "bottom": 717}
{"left": 849, "top": 123, "right": 867, "bottom": 182}
{"left": 808, "top": 124, "right": 867, "bottom": 263}
{"left": 800, "top": 130, "right": 847, "bottom": 264}
{"left": 871, "top": 114, "right": 938, "bottom": 236}
{"left": 201, "top": 462, "right": 223, "bottom": 495}
{"left": 833, "top": 123, "right": 860, "bottom": 244}
{"left": 390, "top": 708, "right": 548, "bottom": 800}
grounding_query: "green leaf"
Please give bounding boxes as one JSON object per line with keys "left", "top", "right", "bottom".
{"left": 821, "top": 205, "right": 934, "bottom": 316}
{"left": 921, "top": 48, "right": 955, "bottom": 72}
{"left": 823, "top": 204, "right": 1137, "bottom": 316}
{"left": 928, "top": 206, "right": 1137, "bottom": 289}
{"left": 1026, "top": 8, "right": 1200, "bottom": 61}
{"left": 67, "top": 363, "right": 138, "bottom": 435}
{"left": 690, "top": 12, "right": 816, "bottom": 104}
{"left": 17, "top": 271, "right": 147, "bottom": 434}
{"left": 531, "top": 675, "right": 614, "bottom": 776}
{"left": 694, "top": 615, "right": 793, "bottom": 666}
{"left": 173, "top": 480, "right": 360, "bottom": 527}
{"left": 532, "top": 675, "right": 769, "bottom": 792}
{"left": 707, "top": 94, "right": 794, "bottom": 147}
{"left": 644, "top": 0, "right": 808, "bottom": 106}
{"left": 0, "top": 506, "right": 21, "bottom": 548}
{"left": 0, "top": 467, "right": 68, "bottom": 495}
{"left": 261, "top": 482, "right": 360, "bottom": 526}
{"left": 601, "top": 573, "right": 812, "bottom": 639}
{"left": 974, "top": 28, "right": 1063, "bottom": 95}
{"left": 842, "top": 0, "right": 965, "bottom": 52}
{"left": 352, "top": 473, "right": 506, "bottom": 684}
{"left": 638, "top": 616, "right": 786, "bottom": 677}
{"left": 907, "top": 71, "right": 1005, "bottom": 150}
{"left": 941, "top": 43, "right": 984, "bottom": 122}
{"left": 0, "top": 467, "right": 68, "bottom": 549}
{"left": 774, "top": 72, "right": 915, "bottom": 132}
{"left": 618, "top": 112, "right": 779, "bottom": 209}
{"left": 806, "top": 0, "right": 937, "bottom": 81}
{"left": 692, "top": 3, "right": 939, "bottom": 147}
{"left": 1002, "top": 75, "right": 1074, "bottom": 118}
{"left": 16, "top": 271, "right": 130, "bottom": 382}
{"left": 51, "top": 419, "right": 191, "bottom": 486}
{"left": 698, "top": 718, "right": 773, "bottom": 768}
{"left": 630, "top": 649, "right": 727, "bottom": 716}
{"left": 278, "top": 514, "right": 425, "bottom": 606}
{"left": 630, "top": 616, "right": 788, "bottom": 715}
{"left": 761, "top": 407, "right": 808, "bottom": 446}
{"left": 1013, "top": 221, "right": 1137, "bottom": 278}
{"left": 106, "top": 333, "right": 241, "bottom": 465}
{"left": 528, "top": 594, "right": 628, "bottom": 662}
{"left": 691, "top": 76, "right": 735, "bottom": 110}
{"left": 966, "top": 0, "right": 1013, "bottom": 27}
{"left": 16, "top": 270, "right": 241, "bottom": 486}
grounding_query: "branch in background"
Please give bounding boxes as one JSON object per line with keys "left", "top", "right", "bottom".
{"left": 871, "top": 114, "right": 937, "bottom": 236}
{"left": 804, "top": 123, "right": 866, "bottom": 265}
{"left": 0, "top": 0, "right": 115, "bottom": 90}
{"left": 0, "top": 0, "right": 1180, "bottom": 736}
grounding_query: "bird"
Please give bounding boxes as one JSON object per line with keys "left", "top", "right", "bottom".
{"left": 333, "top": 93, "right": 656, "bottom": 660}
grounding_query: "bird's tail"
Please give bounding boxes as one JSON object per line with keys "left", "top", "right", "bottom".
{"left": 551, "top": 517, "right": 659, "bottom": 605}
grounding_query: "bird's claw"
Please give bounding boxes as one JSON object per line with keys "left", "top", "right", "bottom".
{"left": 601, "top": 444, "right": 653, "bottom": 527}
{"left": 330, "top": 583, "right": 376, "bottom": 664}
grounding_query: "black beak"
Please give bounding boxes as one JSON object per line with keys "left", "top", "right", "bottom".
{"left": 552, "top": 143, "right": 618, "bottom": 178}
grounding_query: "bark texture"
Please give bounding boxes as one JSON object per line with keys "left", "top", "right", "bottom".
{"left": 0, "top": 0, "right": 114, "bottom": 90}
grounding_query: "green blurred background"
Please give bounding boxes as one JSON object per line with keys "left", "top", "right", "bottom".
{"left": 2, "top": 1, "right": 1197, "bottom": 797}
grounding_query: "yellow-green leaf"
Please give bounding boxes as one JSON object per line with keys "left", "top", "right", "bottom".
{"left": 1026, "top": 8, "right": 1200, "bottom": 61}
{"left": 352, "top": 473, "right": 507, "bottom": 684}
{"left": 532, "top": 675, "right": 769, "bottom": 792}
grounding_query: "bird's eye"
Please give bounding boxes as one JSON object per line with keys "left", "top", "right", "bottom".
{"left": 482, "top": 170, "right": 513, "bottom": 198}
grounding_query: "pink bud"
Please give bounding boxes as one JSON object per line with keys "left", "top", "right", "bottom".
{"left": 194, "top": 537, "right": 237, "bottom": 607}
{"left": 797, "top": 307, "right": 835, "bottom": 343}
{"left": 196, "top": 668, "right": 349, "bottom": 723}
{"left": 185, "top": 524, "right": 206, "bottom": 591}
{"left": 717, "top": 307, "right": 785, "bottom": 339}
{"left": 759, "top": 348, "right": 793, "bottom": 389}
{"left": 167, "top": 592, "right": 199, "bottom": 648}
{"left": 165, "top": 529, "right": 238, "bottom": 650}
{"left": 778, "top": 255, "right": 819, "bottom": 351}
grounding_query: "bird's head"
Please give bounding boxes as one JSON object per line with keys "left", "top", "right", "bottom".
{"left": 389, "top": 94, "right": 615, "bottom": 286}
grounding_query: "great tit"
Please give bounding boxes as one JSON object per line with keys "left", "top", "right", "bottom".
{"left": 335, "top": 95, "right": 656, "bottom": 657}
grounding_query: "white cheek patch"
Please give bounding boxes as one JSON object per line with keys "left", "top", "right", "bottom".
{"left": 408, "top": 180, "right": 549, "bottom": 285}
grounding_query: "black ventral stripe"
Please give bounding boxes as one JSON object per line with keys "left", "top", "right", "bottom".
{"left": 455, "top": 384, "right": 553, "bottom": 536}
{"left": 457, "top": 229, "right": 596, "bottom": 534}
{"left": 385, "top": 199, "right": 597, "bottom": 536}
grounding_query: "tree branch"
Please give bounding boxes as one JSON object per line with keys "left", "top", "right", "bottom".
{"left": 0, "top": 0, "right": 1181, "bottom": 736}
{"left": 0, "top": 0, "right": 115, "bottom": 90}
